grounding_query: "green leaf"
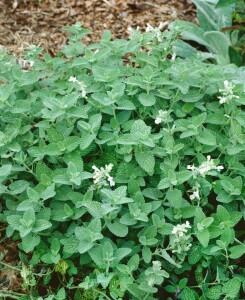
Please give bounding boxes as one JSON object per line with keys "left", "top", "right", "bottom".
{"left": 204, "top": 31, "right": 230, "bottom": 62}
{"left": 126, "top": 283, "right": 146, "bottom": 299}
{"left": 157, "top": 178, "right": 171, "bottom": 190}
{"left": 117, "top": 99, "right": 136, "bottom": 110}
{"left": 193, "top": 0, "right": 218, "bottom": 31}
{"left": 80, "top": 132, "right": 95, "bottom": 150}
{"left": 41, "top": 184, "right": 56, "bottom": 200}
{"left": 56, "top": 287, "right": 66, "bottom": 300}
{"left": 82, "top": 201, "right": 104, "bottom": 218}
{"left": 197, "top": 229, "right": 209, "bottom": 248}
{"left": 135, "top": 148, "right": 155, "bottom": 175}
{"left": 160, "top": 249, "right": 182, "bottom": 268}
{"left": 131, "top": 120, "right": 151, "bottom": 137}
{"left": 138, "top": 93, "right": 156, "bottom": 106}
{"left": 89, "top": 243, "right": 109, "bottom": 268}
{"left": 26, "top": 187, "right": 40, "bottom": 201}
{"left": 206, "top": 286, "right": 222, "bottom": 300}
{"left": 188, "top": 245, "right": 202, "bottom": 265}
{"left": 23, "top": 209, "right": 36, "bottom": 224}
{"left": 216, "top": 0, "right": 237, "bottom": 8}
{"left": 196, "top": 128, "right": 217, "bottom": 146}
{"left": 117, "top": 134, "right": 137, "bottom": 145}
{"left": 222, "top": 278, "right": 241, "bottom": 299}
{"left": 7, "top": 215, "right": 21, "bottom": 230}
{"left": 107, "top": 220, "right": 128, "bottom": 237}
{"left": 142, "top": 247, "right": 152, "bottom": 263}
{"left": 21, "top": 234, "right": 40, "bottom": 253}
{"left": 61, "top": 237, "right": 79, "bottom": 254}
{"left": 180, "top": 287, "right": 195, "bottom": 300}
{"left": 142, "top": 188, "right": 163, "bottom": 200}
{"left": 128, "top": 254, "right": 140, "bottom": 270}
{"left": 115, "top": 247, "right": 132, "bottom": 261}
{"left": 166, "top": 189, "right": 182, "bottom": 208}
{"left": 176, "top": 171, "right": 192, "bottom": 185}
{"left": 0, "top": 164, "right": 12, "bottom": 178}
{"left": 9, "top": 180, "right": 29, "bottom": 195}
{"left": 229, "top": 245, "right": 245, "bottom": 259}
{"left": 169, "top": 21, "right": 209, "bottom": 47}
{"left": 33, "top": 219, "right": 52, "bottom": 233}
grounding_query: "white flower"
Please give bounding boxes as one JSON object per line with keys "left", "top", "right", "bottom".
{"left": 190, "top": 190, "right": 200, "bottom": 201}
{"left": 155, "top": 117, "right": 162, "bottom": 124}
{"left": 69, "top": 76, "right": 78, "bottom": 83}
{"left": 79, "top": 81, "right": 87, "bottom": 98}
{"left": 107, "top": 175, "right": 115, "bottom": 187}
{"left": 218, "top": 96, "right": 227, "bottom": 104}
{"left": 69, "top": 76, "right": 87, "bottom": 98}
{"left": 145, "top": 23, "right": 163, "bottom": 42}
{"left": 92, "top": 163, "right": 115, "bottom": 188}
{"left": 187, "top": 156, "right": 224, "bottom": 178}
{"left": 170, "top": 221, "right": 192, "bottom": 254}
{"left": 223, "top": 80, "right": 230, "bottom": 90}
{"left": 172, "top": 221, "right": 191, "bottom": 236}
{"left": 171, "top": 52, "right": 176, "bottom": 61}
{"left": 127, "top": 26, "right": 140, "bottom": 38}
{"left": 152, "top": 260, "right": 161, "bottom": 269}
{"left": 127, "top": 26, "right": 140, "bottom": 32}
{"left": 217, "top": 80, "right": 239, "bottom": 104}
{"left": 155, "top": 110, "right": 172, "bottom": 124}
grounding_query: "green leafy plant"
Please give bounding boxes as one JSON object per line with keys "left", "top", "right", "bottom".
{"left": 0, "top": 21, "right": 244, "bottom": 299}
{"left": 169, "top": 0, "right": 245, "bottom": 66}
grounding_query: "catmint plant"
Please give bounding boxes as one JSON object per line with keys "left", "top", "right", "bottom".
{"left": 0, "top": 20, "right": 244, "bottom": 300}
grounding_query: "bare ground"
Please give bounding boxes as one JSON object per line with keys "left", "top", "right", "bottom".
{"left": 0, "top": 0, "right": 196, "bottom": 56}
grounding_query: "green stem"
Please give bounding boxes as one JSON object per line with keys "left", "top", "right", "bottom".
{"left": 0, "top": 293, "right": 20, "bottom": 300}
{"left": 234, "top": 238, "right": 244, "bottom": 246}
{"left": 0, "top": 261, "right": 20, "bottom": 271}
{"left": 95, "top": 289, "right": 112, "bottom": 300}
{"left": 0, "top": 290, "right": 26, "bottom": 299}
{"left": 143, "top": 292, "right": 150, "bottom": 300}
{"left": 190, "top": 281, "right": 221, "bottom": 289}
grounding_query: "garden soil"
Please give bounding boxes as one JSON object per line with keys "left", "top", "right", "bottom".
{"left": 0, "top": 0, "right": 196, "bottom": 56}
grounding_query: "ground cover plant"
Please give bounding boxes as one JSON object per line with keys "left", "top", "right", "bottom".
{"left": 0, "top": 11, "right": 245, "bottom": 300}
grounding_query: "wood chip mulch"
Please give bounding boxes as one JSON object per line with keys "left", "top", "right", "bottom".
{"left": 0, "top": 0, "right": 196, "bottom": 56}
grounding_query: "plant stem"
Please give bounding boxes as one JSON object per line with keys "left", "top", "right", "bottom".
{"left": 0, "top": 290, "right": 26, "bottom": 299}
{"left": 143, "top": 292, "right": 150, "bottom": 300}
{"left": 95, "top": 289, "right": 112, "bottom": 300}
{"left": 0, "top": 293, "right": 20, "bottom": 300}
{"left": 234, "top": 238, "right": 244, "bottom": 246}
{"left": 0, "top": 261, "right": 20, "bottom": 271}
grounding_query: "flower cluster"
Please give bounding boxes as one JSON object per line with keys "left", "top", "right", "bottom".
{"left": 68, "top": 76, "right": 87, "bottom": 98}
{"left": 189, "top": 184, "right": 201, "bottom": 201}
{"left": 217, "top": 80, "right": 239, "bottom": 104}
{"left": 145, "top": 22, "right": 165, "bottom": 42}
{"left": 170, "top": 221, "right": 192, "bottom": 254}
{"left": 92, "top": 163, "right": 115, "bottom": 188}
{"left": 155, "top": 110, "right": 173, "bottom": 124}
{"left": 127, "top": 26, "right": 140, "bottom": 34}
{"left": 189, "top": 189, "right": 200, "bottom": 201}
{"left": 187, "top": 155, "right": 224, "bottom": 178}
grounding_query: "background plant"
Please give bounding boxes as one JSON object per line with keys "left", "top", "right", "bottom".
{"left": 169, "top": 0, "right": 245, "bottom": 66}
{"left": 0, "top": 20, "right": 244, "bottom": 299}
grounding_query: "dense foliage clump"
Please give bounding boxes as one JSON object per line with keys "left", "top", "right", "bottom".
{"left": 0, "top": 2, "right": 244, "bottom": 299}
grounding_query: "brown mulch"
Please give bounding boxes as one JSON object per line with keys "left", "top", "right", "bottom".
{"left": 0, "top": 0, "right": 196, "bottom": 56}
{"left": 0, "top": 234, "right": 23, "bottom": 293}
